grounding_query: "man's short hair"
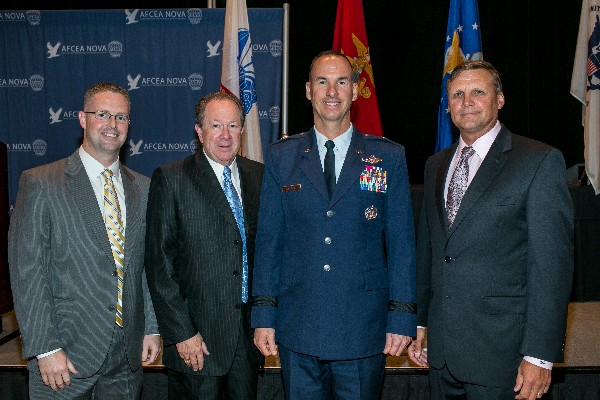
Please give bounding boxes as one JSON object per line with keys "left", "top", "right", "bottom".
{"left": 194, "top": 91, "right": 245, "bottom": 127}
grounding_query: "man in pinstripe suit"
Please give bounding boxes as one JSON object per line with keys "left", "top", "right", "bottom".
{"left": 145, "top": 91, "right": 264, "bottom": 400}
{"left": 9, "top": 82, "right": 160, "bottom": 399}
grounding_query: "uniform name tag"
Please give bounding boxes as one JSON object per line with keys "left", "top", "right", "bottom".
{"left": 282, "top": 184, "right": 302, "bottom": 192}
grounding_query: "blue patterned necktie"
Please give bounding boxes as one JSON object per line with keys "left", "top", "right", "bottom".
{"left": 446, "top": 146, "right": 475, "bottom": 228}
{"left": 223, "top": 166, "right": 248, "bottom": 303}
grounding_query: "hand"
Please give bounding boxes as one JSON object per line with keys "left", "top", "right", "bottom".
{"left": 254, "top": 328, "right": 277, "bottom": 356}
{"left": 141, "top": 335, "right": 161, "bottom": 366}
{"left": 176, "top": 333, "right": 210, "bottom": 371}
{"left": 514, "top": 359, "right": 551, "bottom": 399}
{"left": 37, "top": 350, "right": 78, "bottom": 391}
{"left": 383, "top": 333, "right": 411, "bottom": 357}
{"left": 407, "top": 327, "right": 428, "bottom": 367}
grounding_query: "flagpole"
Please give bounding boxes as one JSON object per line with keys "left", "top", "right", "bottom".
{"left": 281, "top": 3, "right": 290, "bottom": 139}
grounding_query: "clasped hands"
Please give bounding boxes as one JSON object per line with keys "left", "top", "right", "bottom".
{"left": 176, "top": 333, "right": 210, "bottom": 371}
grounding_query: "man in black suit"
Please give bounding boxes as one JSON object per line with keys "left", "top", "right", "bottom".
{"left": 145, "top": 91, "right": 264, "bottom": 399}
{"left": 409, "top": 60, "right": 573, "bottom": 400}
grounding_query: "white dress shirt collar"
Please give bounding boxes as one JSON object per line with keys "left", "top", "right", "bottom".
{"left": 79, "top": 146, "right": 122, "bottom": 183}
{"left": 456, "top": 120, "right": 501, "bottom": 161}
{"left": 203, "top": 150, "right": 242, "bottom": 197}
{"left": 314, "top": 124, "right": 353, "bottom": 181}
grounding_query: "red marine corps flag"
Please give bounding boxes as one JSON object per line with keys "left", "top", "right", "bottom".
{"left": 332, "top": 0, "right": 383, "bottom": 136}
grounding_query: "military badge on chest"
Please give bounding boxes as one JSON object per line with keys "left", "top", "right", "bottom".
{"left": 360, "top": 165, "right": 387, "bottom": 193}
{"left": 365, "top": 205, "right": 378, "bottom": 220}
{"left": 360, "top": 159, "right": 386, "bottom": 221}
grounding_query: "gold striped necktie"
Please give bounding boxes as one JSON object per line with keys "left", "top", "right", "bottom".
{"left": 101, "top": 169, "right": 125, "bottom": 327}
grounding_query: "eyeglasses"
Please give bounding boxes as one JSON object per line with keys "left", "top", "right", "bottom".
{"left": 84, "top": 110, "right": 130, "bottom": 125}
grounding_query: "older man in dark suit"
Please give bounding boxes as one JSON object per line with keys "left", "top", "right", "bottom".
{"left": 251, "top": 50, "right": 417, "bottom": 399}
{"left": 409, "top": 60, "right": 574, "bottom": 400}
{"left": 9, "top": 82, "right": 160, "bottom": 399}
{"left": 145, "top": 91, "right": 264, "bottom": 400}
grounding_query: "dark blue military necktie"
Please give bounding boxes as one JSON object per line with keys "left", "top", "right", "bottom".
{"left": 324, "top": 140, "right": 336, "bottom": 198}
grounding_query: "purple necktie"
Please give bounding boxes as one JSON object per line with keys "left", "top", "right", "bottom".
{"left": 446, "top": 146, "right": 475, "bottom": 228}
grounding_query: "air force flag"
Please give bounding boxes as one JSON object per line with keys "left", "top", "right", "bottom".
{"left": 436, "top": 0, "right": 483, "bottom": 152}
{"left": 571, "top": 0, "right": 600, "bottom": 194}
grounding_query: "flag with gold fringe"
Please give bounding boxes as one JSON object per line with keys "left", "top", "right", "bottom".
{"left": 571, "top": 0, "right": 600, "bottom": 194}
{"left": 333, "top": 0, "right": 383, "bottom": 136}
{"left": 436, "top": 0, "right": 483, "bottom": 152}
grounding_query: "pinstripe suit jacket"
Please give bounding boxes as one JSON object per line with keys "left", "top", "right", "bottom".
{"left": 8, "top": 150, "right": 158, "bottom": 377}
{"left": 145, "top": 151, "right": 264, "bottom": 376}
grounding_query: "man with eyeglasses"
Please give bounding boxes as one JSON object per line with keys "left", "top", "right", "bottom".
{"left": 9, "top": 82, "right": 160, "bottom": 399}
{"left": 145, "top": 91, "right": 264, "bottom": 399}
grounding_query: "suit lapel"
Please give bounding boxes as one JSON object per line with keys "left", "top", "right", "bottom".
{"left": 449, "top": 127, "right": 511, "bottom": 234}
{"left": 435, "top": 144, "right": 457, "bottom": 234}
{"left": 64, "top": 151, "right": 114, "bottom": 268}
{"left": 122, "top": 165, "right": 140, "bottom": 272}
{"left": 299, "top": 130, "right": 330, "bottom": 201}
{"left": 238, "top": 157, "right": 260, "bottom": 226}
{"left": 330, "top": 129, "right": 365, "bottom": 206}
{"left": 193, "top": 151, "right": 239, "bottom": 232}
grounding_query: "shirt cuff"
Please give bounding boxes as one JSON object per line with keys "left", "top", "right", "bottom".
{"left": 524, "top": 356, "right": 553, "bottom": 370}
{"left": 37, "top": 348, "right": 62, "bottom": 359}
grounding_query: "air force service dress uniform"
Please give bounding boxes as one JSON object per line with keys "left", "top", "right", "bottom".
{"left": 251, "top": 128, "right": 417, "bottom": 393}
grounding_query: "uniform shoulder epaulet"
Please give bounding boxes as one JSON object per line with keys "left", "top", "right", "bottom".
{"left": 272, "top": 132, "right": 305, "bottom": 145}
{"left": 363, "top": 134, "right": 402, "bottom": 147}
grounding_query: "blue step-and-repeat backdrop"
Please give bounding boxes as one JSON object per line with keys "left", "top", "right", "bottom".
{"left": 0, "top": 8, "right": 283, "bottom": 209}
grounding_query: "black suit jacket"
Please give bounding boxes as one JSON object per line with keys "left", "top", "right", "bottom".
{"left": 416, "top": 125, "right": 574, "bottom": 387}
{"left": 145, "top": 151, "right": 263, "bottom": 376}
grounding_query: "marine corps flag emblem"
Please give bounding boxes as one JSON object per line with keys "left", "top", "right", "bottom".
{"left": 333, "top": 0, "right": 383, "bottom": 137}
